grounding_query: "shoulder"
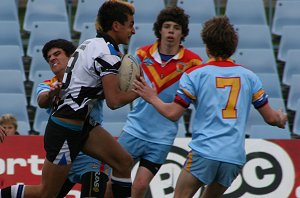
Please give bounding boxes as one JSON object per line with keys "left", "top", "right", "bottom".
{"left": 181, "top": 48, "right": 203, "bottom": 65}
{"left": 185, "top": 64, "right": 206, "bottom": 74}
{"left": 183, "top": 48, "right": 201, "bottom": 58}
{"left": 136, "top": 44, "right": 153, "bottom": 54}
{"left": 136, "top": 44, "right": 154, "bottom": 60}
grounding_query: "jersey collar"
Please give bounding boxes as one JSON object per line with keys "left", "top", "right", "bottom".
{"left": 96, "top": 31, "right": 120, "bottom": 52}
{"left": 205, "top": 58, "right": 240, "bottom": 67}
{"left": 149, "top": 40, "right": 185, "bottom": 63}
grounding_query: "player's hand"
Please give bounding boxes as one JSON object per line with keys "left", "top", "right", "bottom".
{"left": 277, "top": 108, "right": 288, "bottom": 129}
{"left": 132, "top": 76, "right": 157, "bottom": 103}
{"left": 0, "top": 125, "right": 7, "bottom": 143}
{"left": 49, "top": 82, "right": 62, "bottom": 99}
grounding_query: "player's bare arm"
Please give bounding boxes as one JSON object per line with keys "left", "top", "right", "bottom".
{"left": 133, "top": 76, "right": 185, "bottom": 121}
{"left": 0, "top": 125, "right": 6, "bottom": 143}
{"left": 102, "top": 74, "right": 139, "bottom": 109}
{"left": 257, "top": 103, "right": 288, "bottom": 128}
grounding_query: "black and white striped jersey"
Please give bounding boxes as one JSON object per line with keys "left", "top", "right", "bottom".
{"left": 53, "top": 35, "right": 122, "bottom": 120}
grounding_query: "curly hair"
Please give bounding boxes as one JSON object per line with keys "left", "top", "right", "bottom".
{"left": 42, "top": 39, "right": 76, "bottom": 61}
{"left": 96, "top": 0, "right": 135, "bottom": 33}
{"left": 153, "top": 6, "right": 189, "bottom": 41}
{"left": 201, "top": 16, "right": 238, "bottom": 60}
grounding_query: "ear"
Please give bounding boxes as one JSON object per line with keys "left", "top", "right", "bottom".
{"left": 112, "top": 21, "right": 120, "bottom": 32}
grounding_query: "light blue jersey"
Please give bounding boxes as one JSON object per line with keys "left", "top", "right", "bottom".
{"left": 175, "top": 60, "right": 268, "bottom": 165}
{"left": 124, "top": 74, "right": 181, "bottom": 145}
{"left": 122, "top": 42, "right": 202, "bottom": 145}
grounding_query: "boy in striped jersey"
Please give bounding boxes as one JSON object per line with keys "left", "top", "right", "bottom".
{"left": 0, "top": 1, "right": 137, "bottom": 197}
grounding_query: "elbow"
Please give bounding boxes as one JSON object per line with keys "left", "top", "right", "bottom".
{"left": 169, "top": 117, "right": 178, "bottom": 122}
{"left": 106, "top": 100, "right": 122, "bottom": 110}
{"left": 37, "top": 100, "right": 49, "bottom": 109}
{"left": 168, "top": 114, "right": 180, "bottom": 122}
{"left": 38, "top": 103, "right": 47, "bottom": 109}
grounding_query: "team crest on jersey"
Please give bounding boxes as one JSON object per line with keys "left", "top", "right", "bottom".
{"left": 176, "top": 62, "right": 187, "bottom": 73}
{"left": 143, "top": 57, "right": 153, "bottom": 66}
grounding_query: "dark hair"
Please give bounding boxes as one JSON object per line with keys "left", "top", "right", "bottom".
{"left": 153, "top": 6, "right": 189, "bottom": 41}
{"left": 42, "top": 39, "right": 76, "bottom": 61}
{"left": 201, "top": 16, "right": 238, "bottom": 59}
{"left": 96, "top": 0, "right": 135, "bottom": 32}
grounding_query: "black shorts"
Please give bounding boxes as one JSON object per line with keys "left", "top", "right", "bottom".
{"left": 44, "top": 116, "right": 89, "bottom": 165}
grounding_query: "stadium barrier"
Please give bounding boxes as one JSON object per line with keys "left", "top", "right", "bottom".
{"left": 0, "top": 136, "right": 299, "bottom": 198}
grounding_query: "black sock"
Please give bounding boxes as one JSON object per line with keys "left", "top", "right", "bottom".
{"left": 111, "top": 176, "right": 132, "bottom": 198}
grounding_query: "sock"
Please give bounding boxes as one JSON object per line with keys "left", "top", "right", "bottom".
{"left": 111, "top": 176, "right": 132, "bottom": 198}
{"left": 0, "top": 184, "right": 25, "bottom": 198}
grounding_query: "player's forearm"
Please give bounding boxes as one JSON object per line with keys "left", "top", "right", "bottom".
{"left": 262, "top": 109, "right": 286, "bottom": 128}
{"left": 150, "top": 98, "right": 181, "bottom": 121}
{"left": 258, "top": 104, "right": 287, "bottom": 128}
{"left": 106, "top": 90, "right": 138, "bottom": 110}
{"left": 37, "top": 92, "right": 52, "bottom": 108}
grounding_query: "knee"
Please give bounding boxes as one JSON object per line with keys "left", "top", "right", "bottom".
{"left": 113, "top": 152, "right": 133, "bottom": 176}
{"left": 123, "top": 153, "right": 134, "bottom": 169}
{"left": 132, "top": 179, "right": 149, "bottom": 194}
{"left": 120, "top": 153, "right": 134, "bottom": 173}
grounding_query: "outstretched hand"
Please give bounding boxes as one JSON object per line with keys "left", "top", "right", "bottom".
{"left": 0, "top": 125, "right": 7, "bottom": 143}
{"left": 277, "top": 108, "right": 288, "bottom": 129}
{"left": 132, "top": 76, "right": 157, "bottom": 104}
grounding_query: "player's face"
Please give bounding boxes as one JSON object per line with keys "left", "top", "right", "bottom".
{"left": 1, "top": 124, "right": 17, "bottom": 136}
{"left": 46, "top": 48, "right": 69, "bottom": 76}
{"left": 117, "top": 14, "right": 135, "bottom": 45}
{"left": 160, "top": 21, "right": 183, "bottom": 47}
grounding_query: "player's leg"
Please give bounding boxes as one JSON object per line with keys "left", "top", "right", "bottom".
{"left": 25, "top": 160, "right": 72, "bottom": 198}
{"left": 0, "top": 159, "right": 72, "bottom": 198}
{"left": 1, "top": 117, "right": 80, "bottom": 198}
{"left": 201, "top": 182, "right": 228, "bottom": 198}
{"left": 201, "top": 161, "right": 242, "bottom": 198}
{"left": 104, "top": 179, "right": 114, "bottom": 198}
{"left": 82, "top": 126, "right": 133, "bottom": 198}
{"left": 68, "top": 152, "right": 111, "bottom": 198}
{"left": 174, "top": 168, "right": 202, "bottom": 198}
{"left": 118, "top": 132, "right": 171, "bottom": 198}
{"left": 132, "top": 162, "right": 159, "bottom": 198}
{"left": 131, "top": 145, "right": 170, "bottom": 197}
{"left": 56, "top": 178, "right": 76, "bottom": 198}
{"left": 81, "top": 172, "right": 109, "bottom": 198}
{"left": 82, "top": 126, "right": 133, "bottom": 177}
{"left": 175, "top": 150, "right": 222, "bottom": 198}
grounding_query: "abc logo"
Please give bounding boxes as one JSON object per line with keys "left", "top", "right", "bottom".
{"left": 132, "top": 139, "right": 295, "bottom": 197}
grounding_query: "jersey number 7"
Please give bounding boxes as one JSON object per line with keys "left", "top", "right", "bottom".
{"left": 216, "top": 77, "right": 241, "bottom": 119}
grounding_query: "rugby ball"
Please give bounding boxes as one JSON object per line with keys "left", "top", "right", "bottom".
{"left": 118, "top": 54, "right": 141, "bottom": 91}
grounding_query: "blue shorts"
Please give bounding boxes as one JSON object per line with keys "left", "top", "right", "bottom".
{"left": 183, "top": 150, "right": 242, "bottom": 188}
{"left": 68, "top": 152, "right": 111, "bottom": 184}
{"left": 118, "top": 132, "right": 172, "bottom": 164}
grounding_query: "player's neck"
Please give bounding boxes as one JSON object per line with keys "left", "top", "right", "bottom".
{"left": 159, "top": 41, "right": 180, "bottom": 56}
{"left": 57, "top": 72, "right": 64, "bottom": 82}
